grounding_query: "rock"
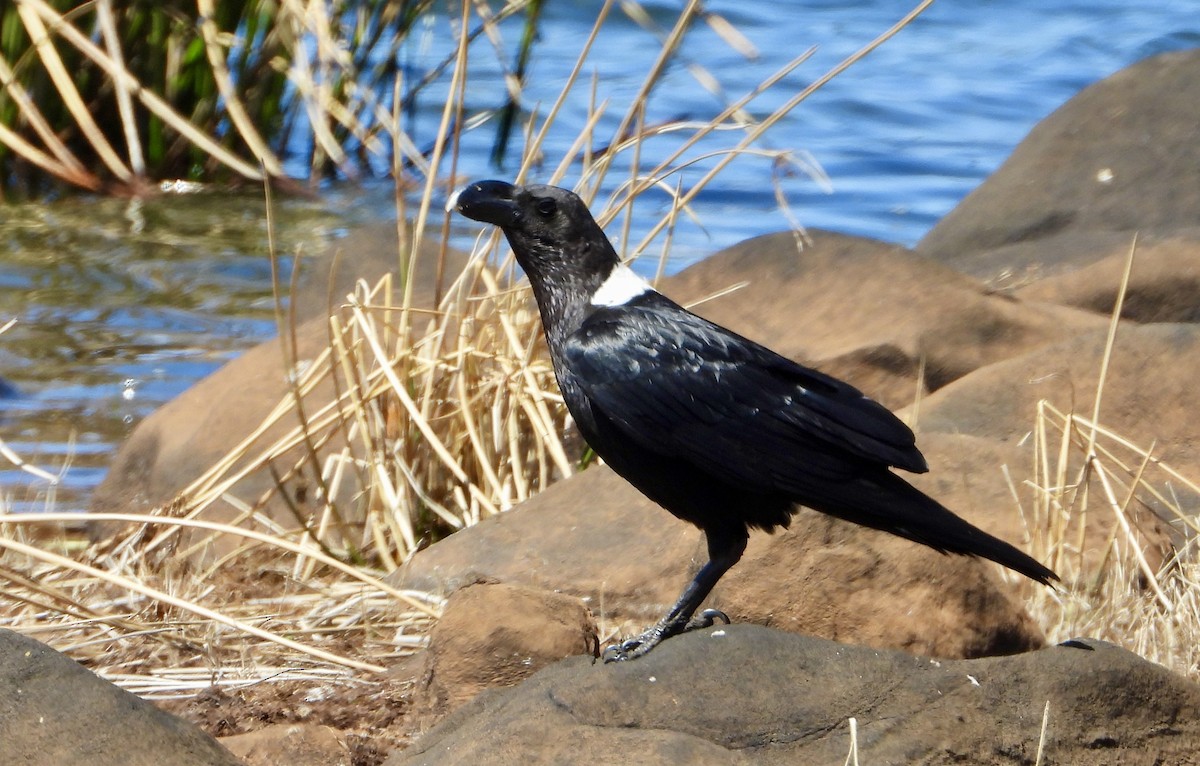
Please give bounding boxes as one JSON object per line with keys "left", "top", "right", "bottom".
{"left": 915, "top": 323, "right": 1200, "bottom": 572}
{"left": 0, "top": 629, "right": 243, "bottom": 766}
{"left": 918, "top": 50, "right": 1200, "bottom": 283}
{"left": 1016, "top": 234, "right": 1200, "bottom": 323}
{"left": 399, "top": 462, "right": 1046, "bottom": 660}
{"left": 387, "top": 625, "right": 1200, "bottom": 766}
{"left": 662, "top": 229, "right": 1101, "bottom": 406}
{"left": 220, "top": 723, "right": 347, "bottom": 766}
{"left": 89, "top": 225, "right": 471, "bottom": 543}
{"left": 919, "top": 323, "right": 1200, "bottom": 479}
{"left": 407, "top": 582, "right": 598, "bottom": 728}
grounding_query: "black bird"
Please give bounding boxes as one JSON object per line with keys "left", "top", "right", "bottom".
{"left": 451, "top": 179, "right": 1058, "bottom": 661}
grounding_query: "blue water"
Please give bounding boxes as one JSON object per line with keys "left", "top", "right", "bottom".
{"left": 436, "top": 0, "right": 1198, "bottom": 262}
{"left": 0, "top": 1, "right": 1196, "bottom": 510}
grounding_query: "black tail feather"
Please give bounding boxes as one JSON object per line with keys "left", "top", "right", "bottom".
{"left": 816, "top": 471, "right": 1059, "bottom": 586}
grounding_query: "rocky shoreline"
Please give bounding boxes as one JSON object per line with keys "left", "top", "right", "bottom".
{"left": 4, "top": 49, "right": 1200, "bottom": 766}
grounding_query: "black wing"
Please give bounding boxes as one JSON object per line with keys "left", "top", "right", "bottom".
{"left": 562, "top": 296, "right": 927, "bottom": 495}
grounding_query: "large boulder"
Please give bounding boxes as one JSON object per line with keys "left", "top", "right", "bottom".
{"left": 918, "top": 49, "right": 1200, "bottom": 283}
{"left": 398, "top": 462, "right": 1046, "bottom": 661}
{"left": 664, "top": 229, "right": 1102, "bottom": 405}
{"left": 0, "top": 629, "right": 243, "bottom": 766}
{"left": 388, "top": 626, "right": 1200, "bottom": 766}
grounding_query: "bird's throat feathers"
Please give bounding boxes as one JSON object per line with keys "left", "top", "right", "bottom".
{"left": 591, "top": 263, "right": 652, "bottom": 307}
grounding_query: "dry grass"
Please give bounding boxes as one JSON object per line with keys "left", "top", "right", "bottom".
{"left": 1020, "top": 401, "right": 1200, "bottom": 678}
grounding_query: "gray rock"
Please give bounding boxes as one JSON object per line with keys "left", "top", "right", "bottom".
{"left": 0, "top": 629, "right": 243, "bottom": 766}
{"left": 388, "top": 625, "right": 1200, "bottom": 766}
{"left": 918, "top": 49, "right": 1200, "bottom": 283}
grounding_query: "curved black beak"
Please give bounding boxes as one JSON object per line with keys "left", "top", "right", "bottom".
{"left": 449, "top": 180, "right": 521, "bottom": 227}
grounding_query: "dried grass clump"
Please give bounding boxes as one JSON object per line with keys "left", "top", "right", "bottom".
{"left": 0, "top": 0, "right": 533, "bottom": 191}
{"left": 1020, "top": 401, "right": 1200, "bottom": 678}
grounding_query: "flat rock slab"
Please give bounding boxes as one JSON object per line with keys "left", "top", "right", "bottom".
{"left": 389, "top": 625, "right": 1200, "bottom": 766}
{"left": 0, "top": 629, "right": 242, "bottom": 766}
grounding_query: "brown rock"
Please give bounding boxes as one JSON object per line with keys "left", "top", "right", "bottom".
{"left": 1017, "top": 234, "right": 1200, "bottom": 323}
{"left": 220, "top": 723, "right": 348, "bottom": 766}
{"left": 0, "top": 629, "right": 243, "bottom": 766}
{"left": 919, "top": 323, "right": 1200, "bottom": 477}
{"left": 399, "top": 463, "right": 1046, "bottom": 660}
{"left": 408, "top": 583, "right": 598, "bottom": 727}
{"left": 918, "top": 49, "right": 1200, "bottom": 282}
{"left": 722, "top": 509, "right": 1043, "bottom": 658}
{"left": 388, "top": 626, "right": 1200, "bottom": 766}
{"left": 398, "top": 465, "right": 694, "bottom": 615}
{"left": 662, "top": 229, "right": 1101, "bottom": 405}
{"left": 916, "top": 323, "right": 1199, "bottom": 571}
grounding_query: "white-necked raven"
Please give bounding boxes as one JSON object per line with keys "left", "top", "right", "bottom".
{"left": 452, "top": 180, "right": 1056, "bottom": 661}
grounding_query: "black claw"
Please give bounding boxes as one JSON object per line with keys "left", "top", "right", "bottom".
{"left": 687, "top": 608, "right": 730, "bottom": 630}
{"left": 1059, "top": 638, "right": 1095, "bottom": 651}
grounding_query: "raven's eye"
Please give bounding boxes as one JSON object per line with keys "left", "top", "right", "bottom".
{"left": 535, "top": 198, "right": 557, "bottom": 217}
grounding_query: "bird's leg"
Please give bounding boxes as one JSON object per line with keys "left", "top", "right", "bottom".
{"left": 603, "top": 526, "right": 747, "bottom": 662}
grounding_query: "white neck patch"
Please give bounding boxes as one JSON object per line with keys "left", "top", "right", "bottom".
{"left": 590, "top": 263, "right": 653, "bottom": 307}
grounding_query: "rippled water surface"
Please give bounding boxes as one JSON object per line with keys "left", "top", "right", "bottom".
{"left": 1, "top": 1, "right": 1196, "bottom": 510}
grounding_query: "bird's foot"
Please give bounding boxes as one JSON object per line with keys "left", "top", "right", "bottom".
{"left": 602, "top": 609, "right": 732, "bottom": 662}
{"left": 602, "top": 625, "right": 665, "bottom": 663}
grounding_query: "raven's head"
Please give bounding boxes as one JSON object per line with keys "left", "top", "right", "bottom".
{"left": 451, "top": 180, "right": 619, "bottom": 291}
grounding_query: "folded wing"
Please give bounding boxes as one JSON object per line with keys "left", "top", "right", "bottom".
{"left": 563, "top": 297, "right": 927, "bottom": 496}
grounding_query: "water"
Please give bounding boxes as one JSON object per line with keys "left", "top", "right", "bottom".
{"left": 0, "top": 1, "right": 1196, "bottom": 510}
